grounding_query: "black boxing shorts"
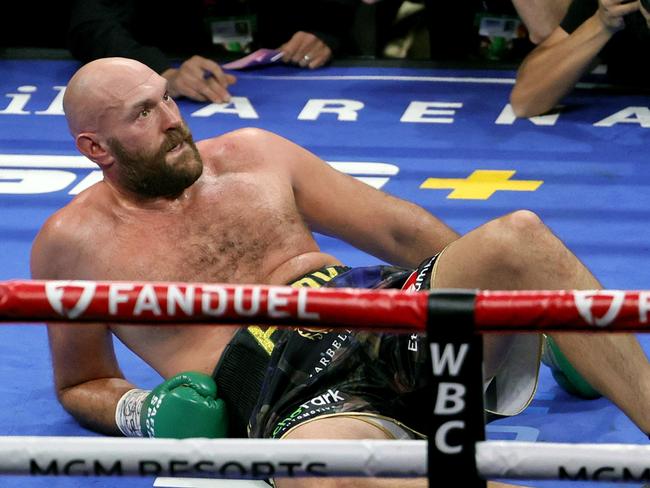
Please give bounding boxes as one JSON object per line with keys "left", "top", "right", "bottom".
{"left": 214, "top": 254, "right": 541, "bottom": 439}
{"left": 213, "top": 259, "right": 438, "bottom": 439}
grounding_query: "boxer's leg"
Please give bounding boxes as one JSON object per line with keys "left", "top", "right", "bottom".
{"left": 275, "top": 416, "right": 526, "bottom": 488}
{"left": 430, "top": 210, "right": 650, "bottom": 432}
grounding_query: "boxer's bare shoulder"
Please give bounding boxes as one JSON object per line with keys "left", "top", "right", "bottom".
{"left": 197, "top": 128, "right": 306, "bottom": 175}
{"left": 31, "top": 187, "right": 116, "bottom": 280}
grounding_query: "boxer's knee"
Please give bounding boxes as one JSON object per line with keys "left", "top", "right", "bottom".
{"left": 499, "top": 209, "right": 545, "bottom": 235}
{"left": 432, "top": 209, "right": 582, "bottom": 290}
{"left": 476, "top": 210, "right": 549, "bottom": 275}
{"left": 495, "top": 210, "right": 547, "bottom": 249}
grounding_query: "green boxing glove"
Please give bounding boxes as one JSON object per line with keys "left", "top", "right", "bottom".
{"left": 115, "top": 371, "right": 228, "bottom": 438}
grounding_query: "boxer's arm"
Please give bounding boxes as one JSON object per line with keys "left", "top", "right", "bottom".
{"left": 47, "top": 322, "right": 132, "bottom": 435}
{"left": 32, "top": 215, "right": 228, "bottom": 438}
{"left": 232, "top": 129, "right": 459, "bottom": 268}
{"left": 298, "top": 169, "right": 459, "bottom": 268}
{"left": 49, "top": 324, "right": 229, "bottom": 439}
{"left": 31, "top": 217, "right": 133, "bottom": 435}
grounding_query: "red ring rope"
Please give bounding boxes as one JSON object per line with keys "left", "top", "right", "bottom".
{"left": 0, "top": 280, "right": 649, "bottom": 332}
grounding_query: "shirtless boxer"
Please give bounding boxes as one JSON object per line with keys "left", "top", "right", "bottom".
{"left": 31, "top": 58, "right": 650, "bottom": 488}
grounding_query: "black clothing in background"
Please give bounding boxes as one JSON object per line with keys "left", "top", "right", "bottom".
{"left": 424, "top": 0, "right": 482, "bottom": 60}
{"left": 68, "top": 0, "right": 357, "bottom": 73}
{"left": 1, "top": 2, "right": 71, "bottom": 49}
{"left": 560, "top": 0, "right": 650, "bottom": 85}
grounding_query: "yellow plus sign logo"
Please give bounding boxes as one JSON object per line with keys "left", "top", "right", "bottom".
{"left": 420, "top": 170, "right": 543, "bottom": 200}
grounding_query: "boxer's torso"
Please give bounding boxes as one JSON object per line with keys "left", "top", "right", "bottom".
{"left": 52, "top": 144, "right": 339, "bottom": 377}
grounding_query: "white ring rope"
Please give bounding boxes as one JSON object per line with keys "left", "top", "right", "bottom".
{"left": 3, "top": 282, "right": 649, "bottom": 482}
{"left": 477, "top": 441, "right": 650, "bottom": 482}
{"left": 0, "top": 437, "right": 648, "bottom": 482}
{"left": 0, "top": 437, "right": 425, "bottom": 478}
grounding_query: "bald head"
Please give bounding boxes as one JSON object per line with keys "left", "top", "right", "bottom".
{"left": 63, "top": 58, "right": 159, "bottom": 137}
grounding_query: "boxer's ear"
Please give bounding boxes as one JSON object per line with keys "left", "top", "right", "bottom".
{"left": 76, "top": 133, "right": 112, "bottom": 169}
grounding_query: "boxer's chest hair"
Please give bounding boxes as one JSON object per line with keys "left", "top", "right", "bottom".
{"left": 106, "top": 173, "right": 313, "bottom": 284}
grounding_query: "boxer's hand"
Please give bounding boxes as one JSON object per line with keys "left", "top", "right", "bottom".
{"left": 280, "top": 31, "right": 332, "bottom": 69}
{"left": 596, "top": 0, "right": 639, "bottom": 32}
{"left": 116, "top": 372, "right": 228, "bottom": 438}
{"left": 162, "top": 55, "right": 237, "bottom": 103}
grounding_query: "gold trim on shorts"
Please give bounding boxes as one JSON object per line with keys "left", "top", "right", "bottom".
{"left": 278, "top": 411, "right": 426, "bottom": 440}
{"left": 428, "top": 245, "right": 448, "bottom": 288}
{"left": 247, "top": 265, "right": 345, "bottom": 354}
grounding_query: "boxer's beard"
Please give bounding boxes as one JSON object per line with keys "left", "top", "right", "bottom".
{"left": 108, "top": 124, "right": 203, "bottom": 198}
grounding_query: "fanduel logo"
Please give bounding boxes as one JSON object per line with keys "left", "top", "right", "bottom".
{"left": 0, "top": 155, "right": 399, "bottom": 195}
{"left": 45, "top": 281, "right": 96, "bottom": 319}
{"left": 574, "top": 290, "right": 625, "bottom": 327}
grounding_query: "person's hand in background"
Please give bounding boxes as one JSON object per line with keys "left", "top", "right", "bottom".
{"left": 280, "top": 31, "right": 332, "bottom": 69}
{"left": 162, "top": 55, "right": 237, "bottom": 103}
{"left": 596, "top": 0, "right": 639, "bottom": 32}
{"left": 639, "top": 0, "right": 650, "bottom": 27}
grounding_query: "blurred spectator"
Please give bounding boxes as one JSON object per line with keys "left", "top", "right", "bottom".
{"left": 511, "top": 0, "right": 572, "bottom": 44}
{"left": 382, "top": 1, "right": 430, "bottom": 59}
{"left": 420, "top": 0, "right": 532, "bottom": 62}
{"left": 68, "top": 0, "right": 357, "bottom": 103}
{"left": 474, "top": 6, "right": 532, "bottom": 62}
{"left": 511, "top": 0, "right": 650, "bottom": 118}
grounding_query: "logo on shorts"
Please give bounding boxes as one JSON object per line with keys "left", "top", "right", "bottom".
{"left": 310, "top": 332, "right": 350, "bottom": 376}
{"left": 407, "top": 333, "right": 419, "bottom": 352}
{"left": 45, "top": 281, "right": 96, "bottom": 319}
{"left": 574, "top": 290, "right": 625, "bottom": 327}
{"left": 402, "top": 256, "right": 436, "bottom": 292}
{"left": 296, "top": 327, "right": 328, "bottom": 341}
{"left": 272, "top": 389, "right": 347, "bottom": 438}
{"left": 302, "top": 389, "right": 345, "bottom": 408}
